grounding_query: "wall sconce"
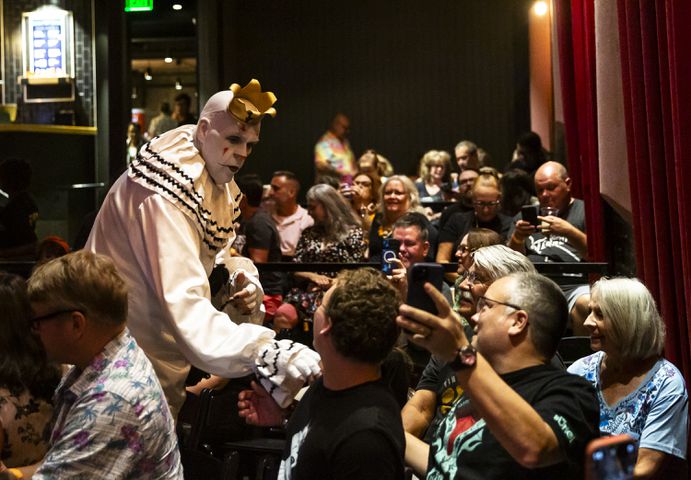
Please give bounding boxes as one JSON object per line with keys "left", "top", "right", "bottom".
{"left": 144, "top": 68, "right": 152, "bottom": 81}
{"left": 175, "top": 78, "right": 183, "bottom": 90}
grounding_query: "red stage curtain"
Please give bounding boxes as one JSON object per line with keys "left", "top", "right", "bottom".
{"left": 554, "top": 1, "right": 606, "bottom": 262}
{"left": 617, "top": 0, "right": 691, "bottom": 381}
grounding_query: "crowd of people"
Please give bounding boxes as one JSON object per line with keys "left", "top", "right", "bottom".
{"left": 0, "top": 81, "right": 687, "bottom": 479}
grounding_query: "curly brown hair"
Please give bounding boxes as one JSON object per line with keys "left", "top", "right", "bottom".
{"left": 325, "top": 268, "right": 401, "bottom": 364}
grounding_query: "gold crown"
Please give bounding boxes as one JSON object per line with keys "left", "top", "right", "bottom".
{"left": 228, "top": 79, "right": 277, "bottom": 124}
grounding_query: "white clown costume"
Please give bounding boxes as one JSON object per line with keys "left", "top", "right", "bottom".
{"left": 86, "top": 80, "right": 320, "bottom": 417}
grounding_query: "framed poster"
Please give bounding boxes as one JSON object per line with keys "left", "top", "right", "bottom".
{"left": 22, "top": 7, "right": 74, "bottom": 77}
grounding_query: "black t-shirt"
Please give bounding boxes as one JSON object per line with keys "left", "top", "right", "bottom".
{"left": 0, "top": 191, "right": 38, "bottom": 249}
{"left": 244, "top": 210, "right": 283, "bottom": 295}
{"left": 280, "top": 377, "right": 405, "bottom": 480}
{"left": 427, "top": 364, "right": 599, "bottom": 480}
{"left": 439, "top": 210, "right": 513, "bottom": 247}
{"left": 438, "top": 202, "right": 473, "bottom": 230}
{"left": 416, "top": 355, "right": 463, "bottom": 443}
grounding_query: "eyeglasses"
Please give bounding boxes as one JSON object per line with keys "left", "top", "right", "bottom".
{"left": 473, "top": 200, "right": 501, "bottom": 208}
{"left": 30, "top": 308, "right": 81, "bottom": 330}
{"left": 458, "top": 270, "right": 485, "bottom": 285}
{"left": 476, "top": 295, "right": 523, "bottom": 312}
{"left": 457, "top": 245, "right": 477, "bottom": 255}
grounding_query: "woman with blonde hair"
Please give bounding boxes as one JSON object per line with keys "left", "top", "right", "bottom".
{"left": 415, "top": 150, "right": 452, "bottom": 202}
{"left": 368, "top": 175, "right": 432, "bottom": 261}
{"left": 568, "top": 277, "right": 688, "bottom": 478}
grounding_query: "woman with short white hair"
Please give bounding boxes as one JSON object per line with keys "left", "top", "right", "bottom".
{"left": 568, "top": 277, "right": 688, "bottom": 478}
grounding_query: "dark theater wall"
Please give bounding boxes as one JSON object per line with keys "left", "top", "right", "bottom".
{"left": 213, "top": 0, "right": 531, "bottom": 187}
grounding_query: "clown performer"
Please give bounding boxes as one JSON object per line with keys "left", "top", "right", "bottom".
{"left": 86, "top": 80, "right": 321, "bottom": 418}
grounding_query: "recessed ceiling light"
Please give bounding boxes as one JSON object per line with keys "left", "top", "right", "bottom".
{"left": 172, "top": 3, "right": 182, "bottom": 10}
{"left": 164, "top": 56, "right": 173, "bottom": 63}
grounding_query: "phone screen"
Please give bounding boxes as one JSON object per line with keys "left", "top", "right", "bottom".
{"left": 381, "top": 238, "right": 401, "bottom": 275}
{"left": 587, "top": 438, "right": 637, "bottom": 480}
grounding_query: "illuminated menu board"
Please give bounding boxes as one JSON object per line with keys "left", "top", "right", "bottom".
{"left": 22, "top": 8, "right": 74, "bottom": 77}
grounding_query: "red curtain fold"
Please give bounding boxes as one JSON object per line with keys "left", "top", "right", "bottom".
{"left": 554, "top": 0, "right": 605, "bottom": 262}
{"left": 617, "top": 0, "right": 691, "bottom": 382}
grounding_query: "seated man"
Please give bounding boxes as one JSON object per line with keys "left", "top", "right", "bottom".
{"left": 19, "top": 251, "right": 182, "bottom": 479}
{"left": 402, "top": 245, "right": 536, "bottom": 442}
{"left": 507, "top": 161, "right": 590, "bottom": 334}
{"left": 238, "top": 268, "right": 405, "bottom": 479}
{"left": 399, "top": 272, "right": 599, "bottom": 479}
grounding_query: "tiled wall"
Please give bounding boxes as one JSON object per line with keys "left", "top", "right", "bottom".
{"left": 2, "top": 0, "right": 95, "bottom": 125}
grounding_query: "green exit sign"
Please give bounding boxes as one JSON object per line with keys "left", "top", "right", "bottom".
{"left": 125, "top": 0, "right": 153, "bottom": 12}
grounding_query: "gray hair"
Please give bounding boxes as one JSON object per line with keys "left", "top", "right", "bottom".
{"left": 591, "top": 277, "right": 665, "bottom": 361}
{"left": 472, "top": 245, "right": 536, "bottom": 282}
{"left": 306, "top": 184, "right": 362, "bottom": 242}
{"left": 505, "top": 272, "right": 569, "bottom": 359}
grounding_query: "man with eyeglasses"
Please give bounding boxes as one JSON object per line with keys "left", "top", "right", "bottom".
{"left": 399, "top": 272, "right": 599, "bottom": 480}
{"left": 19, "top": 251, "right": 182, "bottom": 479}
{"left": 401, "top": 245, "right": 535, "bottom": 444}
{"left": 435, "top": 173, "right": 513, "bottom": 265}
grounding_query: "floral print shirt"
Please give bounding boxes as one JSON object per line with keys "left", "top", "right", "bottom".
{"left": 568, "top": 351, "right": 688, "bottom": 459}
{"left": 0, "top": 386, "right": 53, "bottom": 467}
{"left": 33, "top": 329, "right": 183, "bottom": 479}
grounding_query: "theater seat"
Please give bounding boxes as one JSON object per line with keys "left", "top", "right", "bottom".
{"left": 557, "top": 336, "right": 593, "bottom": 368}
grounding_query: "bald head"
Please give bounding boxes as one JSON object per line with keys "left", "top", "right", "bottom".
{"left": 534, "top": 161, "right": 572, "bottom": 212}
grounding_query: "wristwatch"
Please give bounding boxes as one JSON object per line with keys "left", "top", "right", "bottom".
{"left": 448, "top": 344, "right": 477, "bottom": 371}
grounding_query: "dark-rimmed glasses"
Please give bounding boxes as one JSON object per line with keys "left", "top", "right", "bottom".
{"left": 458, "top": 270, "right": 485, "bottom": 285}
{"left": 476, "top": 295, "right": 523, "bottom": 312}
{"left": 30, "top": 309, "right": 81, "bottom": 330}
{"left": 473, "top": 200, "right": 501, "bottom": 208}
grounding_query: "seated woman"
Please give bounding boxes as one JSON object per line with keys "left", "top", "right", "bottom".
{"left": 415, "top": 150, "right": 452, "bottom": 203}
{"left": 448, "top": 227, "right": 502, "bottom": 288}
{"left": 280, "top": 184, "right": 366, "bottom": 341}
{"left": 369, "top": 175, "right": 433, "bottom": 262}
{"left": 0, "top": 273, "right": 61, "bottom": 470}
{"left": 344, "top": 172, "right": 378, "bottom": 231}
{"left": 568, "top": 277, "right": 688, "bottom": 478}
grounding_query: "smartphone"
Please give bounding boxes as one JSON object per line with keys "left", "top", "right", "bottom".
{"left": 521, "top": 204, "right": 539, "bottom": 227}
{"left": 381, "top": 238, "right": 401, "bottom": 275}
{"left": 406, "top": 263, "right": 444, "bottom": 314}
{"left": 585, "top": 435, "right": 637, "bottom": 480}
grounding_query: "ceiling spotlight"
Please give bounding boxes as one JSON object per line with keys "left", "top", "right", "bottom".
{"left": 533, "top": 1, "right": 548, "bottom": 16}
{"left": 164, "top": 56, "right": 173, "bottom": 63}
{"left": 175, "top": 78, "right": 183, "bottom": 90}
{"left": 172, "top": 3, "right": 183, "bottom": 10}
{"left": 144, "top": 68, "right": 152, "bottom": 81}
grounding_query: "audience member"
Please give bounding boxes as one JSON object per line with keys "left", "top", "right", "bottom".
{"left": 172, "top": 92, "right": 197, "bottom": 126}
{"left": 400, "top": 272, "right": 599, "bottom": 479}
{"left": 35, "top": 236, "right": 70, "bottom": 266}
{"left": 454, "top": 140, "right": 482, "bottom": 171}
{"left": 268, "top": 171, "right": 314, "bottom": 259}
{"left": 235, "top": 174, "right": 283, "bottom": 322}
{"left": 449, "top": 227, "right": 502, "bottom": 284}
{"left": 23, "top": 251, "right": 183, "bottom": 478}
{"left": 125, "top": 123, "right": 145, "bottom": 166}
{"left": 86, "top": 81, "right": 320, "bottom": 417}
{"left": 402, "top": 245, "right": 535, "bottom": 443}
{"left": 508, "top": 161, "right": 590, "bottom": 334}
{"left": 369, "top": 175, "right": 432, "bottom": 262}
{"left": 508, "top": 131, "right": 548, "bottom": 177}
{"left": 0, "top": 157, "right": 38, "bottom": 259}
{"left": 357, "top": 148, "right": 392, "bottom": 185}
{"left": 436, "top": 172, "right": 512, "bottom": 266}
{"left": 343, "top": 172, "right": 378, "bottom": 230}
{"left": 238, "top": 268, "right": 405, "bottom": 479}
{"left": 501, "top": 168, "right": 538, "bottom": 217}
{"left": 279, "top": 184, "right": 366, "bottom": 339}
{"left": 314, "top": 113, "right": 356, "bottom": 183}
{"left": 147, "top": 102, "right": 177, "bottom": 139}
{"left": 440, "top": 168, "right": 478, "bottom": 227}
{"left": 415, "top": 150, "right": 452, "bottom": 202}
{"left": 569, "top": 277, "right": 688, "bottom": 478}
{"left": 0, "top": 274, "right": 60, "bottom": 473}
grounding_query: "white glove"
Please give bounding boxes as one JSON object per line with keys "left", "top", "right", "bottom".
{"left": 254, "top": 339, "right": 322, "bottom": 407}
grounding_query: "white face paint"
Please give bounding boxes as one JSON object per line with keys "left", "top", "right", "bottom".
{"left": 198, "top": 113, "right": 260, "bottom": 185}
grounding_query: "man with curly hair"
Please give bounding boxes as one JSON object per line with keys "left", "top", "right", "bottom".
{"left": 238, "top": 268, "right": 405, "bottom": 479}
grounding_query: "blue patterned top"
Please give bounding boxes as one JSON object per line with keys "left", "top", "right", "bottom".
{"left": 569, "top": 351, "right": 688, "bottom": 459}
{"left": 33, "top": 329, "right": 183, "bottom": 479}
